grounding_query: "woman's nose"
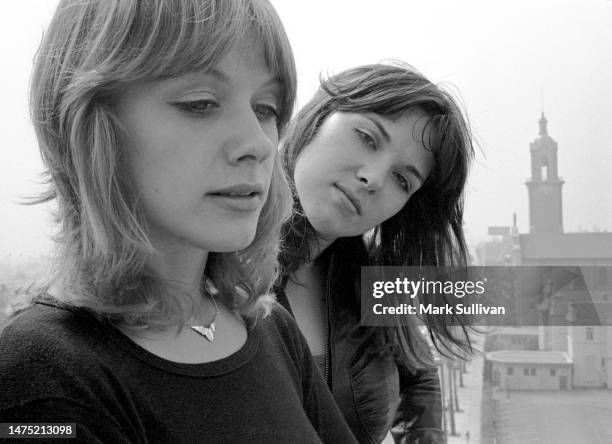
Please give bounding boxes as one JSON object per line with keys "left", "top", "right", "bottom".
{"left": 357, "top": 164, "right": 385, "bottom": 192}
{"left": 224, "top": 110, "right": 275, "bottom": 165}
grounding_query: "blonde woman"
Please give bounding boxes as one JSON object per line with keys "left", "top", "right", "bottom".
{"left": 0, "top": 1, "right": 356, "bottom": 443}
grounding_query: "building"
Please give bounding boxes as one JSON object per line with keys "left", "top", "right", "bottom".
{"left": 485, "top": 350, "right": 572, "bottom": 390}
{"left": 486, "top": 327, "right": 539, "bottom": 352}
{"left": 525, "top": 113, "right": 564, "bottom": 234}
{"left": 475, "top": 216, "right": 521, "bottom": 266}
{"left": 567, "top": 325, "right": 612, "bottom": 388}
{"left": 481, "top": 113, "right": 612, "bottom": 389}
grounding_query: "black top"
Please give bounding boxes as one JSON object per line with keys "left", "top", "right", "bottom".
{"left": 0, "top": 302, "right": 357, "bottom": 444}
{"left": 277, "top": 238, "right": 443, "bottom": 444}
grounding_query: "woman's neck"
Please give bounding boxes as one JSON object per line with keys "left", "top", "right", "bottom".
{"left": 148, "top": 239, "right": 209, "bottom": 289}
{"left": 306, "top": 235, "right": 335, "bottom": 263}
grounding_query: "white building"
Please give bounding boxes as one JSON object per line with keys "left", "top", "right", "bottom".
{"left": 486, "top": 350, "right": 572, "bottom": 390}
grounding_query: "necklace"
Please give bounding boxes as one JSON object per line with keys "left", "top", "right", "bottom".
{"left": 189, "top": 292, "right": 219, "bottom": 342}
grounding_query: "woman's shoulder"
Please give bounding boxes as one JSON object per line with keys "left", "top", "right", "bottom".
{"left": 257, "top": 302, "right": 310, "bottom": 356}
{"left": 1, "top": 302, "right": 99, "bottom": 352}
{"left": 0, "top": 303, "right": 110, "bottom": 410}
{"left": 264, "top": 301, "right": 300, "bottom": 336}
{"left": 0, "top": 301, "right": 105, "bottom": 363}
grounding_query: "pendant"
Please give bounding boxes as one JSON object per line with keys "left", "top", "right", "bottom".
{"left": 190, "top": 322, "right": 215, "bottom": 342}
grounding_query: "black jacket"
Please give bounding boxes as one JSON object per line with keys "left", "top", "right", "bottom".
{"left": 277, "top": 239, "right": 444, "bottom": 444}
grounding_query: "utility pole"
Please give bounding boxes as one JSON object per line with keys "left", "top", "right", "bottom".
{"left": 447, "top": 358, "right": 458, "bottom": 436}
{"left": 439, "top": 359, "right": 448, "bottom": 444}
{"left": 453, "top": 362, "right": 462, "bottom": 412}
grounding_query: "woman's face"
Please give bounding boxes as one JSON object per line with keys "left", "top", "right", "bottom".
{"left": 293, "top": 111, "right": 435, "bottom": 241}
{"left": 116, "top": 44, "right": 281, "bottom": 255}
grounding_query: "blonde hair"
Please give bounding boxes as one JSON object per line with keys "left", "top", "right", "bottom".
{"left": 29, "top": 0, "right": 296, "bottom": 327}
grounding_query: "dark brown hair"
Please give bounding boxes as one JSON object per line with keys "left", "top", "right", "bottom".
{"left": 280, "top": 63, "right": 475, "bottom": 365}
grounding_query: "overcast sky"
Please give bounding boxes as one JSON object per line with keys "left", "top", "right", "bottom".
{"left": 1, "top": 0, "right": 611, "bottom": 261}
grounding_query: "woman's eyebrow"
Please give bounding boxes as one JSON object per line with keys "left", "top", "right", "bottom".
{"left": 363, "top": 114, "right": 391, "bottom": 143}
{"left": 207, "top": 68, "right": 280, "bottom": 92}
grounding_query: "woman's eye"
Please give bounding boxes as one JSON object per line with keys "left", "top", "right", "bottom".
{"left": 253, "top": 104, "right": 279, "bottom": 122}
{"left": 175, "top": 100, "right": 219, "bottom": 114}
{"left": 356, "top": 129, "right": 377, "bottom": 150}
{"left": 393, "top": 172, "right": 412, "bottom": 193}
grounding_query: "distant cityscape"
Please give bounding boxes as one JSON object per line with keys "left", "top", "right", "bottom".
{"left": 471, "top": 113, "right": 612, "bottom": 443}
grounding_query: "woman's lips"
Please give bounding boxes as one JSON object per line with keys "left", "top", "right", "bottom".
{"left": 207, "top": 183, "right": 264, "bottom": 212}
{"left": 334, "top": 184, "right": 362, "bottom": 215}
{"left": 208, "top": 193, "right": 262, "bottom": 212}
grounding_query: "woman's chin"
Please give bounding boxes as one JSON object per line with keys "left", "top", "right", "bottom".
{"left": 204, "top": 230, "right": 257, "bottom": 253}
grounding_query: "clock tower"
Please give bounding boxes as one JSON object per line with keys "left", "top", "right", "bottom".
{"left": 525, "top": 113, "right": 564, "bottom": 233}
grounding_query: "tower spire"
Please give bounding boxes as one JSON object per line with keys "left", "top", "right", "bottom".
{"left": 539, "top": 88, "right": 548, "bottom": 136}
{"left": 539, "top": 112, "right": 548, "bottom": 136}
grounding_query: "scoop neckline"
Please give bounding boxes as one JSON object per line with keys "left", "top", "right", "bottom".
{"left": 34, "top": 301, "right": 261, "bottom": 378}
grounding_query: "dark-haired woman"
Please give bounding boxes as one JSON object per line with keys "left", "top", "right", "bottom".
{"left": 277, "top": 63, "right": 475, "bottom": 444}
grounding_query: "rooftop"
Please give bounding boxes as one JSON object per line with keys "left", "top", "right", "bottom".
{"left": 486, "top": 350, "right": 572, "bottom": 365}
{"left": 488, "top": 326, "right": 539, "bottom": 336}
{"left": 520, "top": 233, "right": 612, "bottom": 260}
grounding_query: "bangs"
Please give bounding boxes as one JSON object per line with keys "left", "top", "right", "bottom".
{"left": 110, "top": 0, "right": 295, "bottom": 127}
